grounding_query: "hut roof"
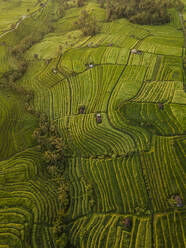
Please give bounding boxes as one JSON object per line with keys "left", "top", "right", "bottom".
{"left": 174, "top": 195, "right": 183, "bottom": 207}
{"left": 131, "top": 49, "right": 137, "bottom": 54}
{"left": 158, "top": 103, "right": 164, "bottom": 109}
{"left": 122, "top": 217, "right": 130, "bottom": 227}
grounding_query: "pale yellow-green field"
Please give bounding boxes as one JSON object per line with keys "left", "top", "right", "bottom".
{"left": 0, "top": 0, "right": 39, "bottom": 35}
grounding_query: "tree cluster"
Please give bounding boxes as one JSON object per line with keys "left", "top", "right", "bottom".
{"left": 11, "top": 23, "right": 54, "bottom": 58}
{"left": 173, "top": 0, "right": 184, "bottom": 11}
{"left": 56, "top": 0, "right": 73, "bottom": 10}
{"left": 0, "top": 19, "right": 54, "bottom": 89}
{"left": 33, "top": 114, "right": 70, "bottom": 245}
{"left": 77, "top": 0, "right": 85, "bottom": 7}
{"left": 33, "top": 114, "right": 68, "bottom": 166}
{"left": 0, "top": 59, "right": 27, "bottom": 85}
{"left": 105, "top": 0, "right": 177, "bottom": 25}
{"left": 75, "top": 10, "right": 100, "bottom": 36}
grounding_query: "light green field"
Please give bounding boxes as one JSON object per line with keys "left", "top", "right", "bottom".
{"left": 0, "top": 0, "right": 185, "bottom": 247}
{"left": 0, "top": 89, "right": 38, "bottom": 160}
{"left": 0, "top": 0, "right": 40, "bottom": 35}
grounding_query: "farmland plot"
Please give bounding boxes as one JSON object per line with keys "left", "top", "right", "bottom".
{"left": 138, "top": 36, "right": 184, "bottom": 57}
{"left": 0, "top": 90, "right": 37, "bottom": 160}
{"left": 68, "top": 214, "right": 152, "bottom": 248}
{"left": 0, "top": 149, "right": 59, "bottom": 248}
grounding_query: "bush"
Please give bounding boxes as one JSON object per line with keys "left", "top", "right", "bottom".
{"left": 75, "top": 10, "right": 100, "bottom": 36}
{"left": 77, "top": 0, "right": 85, "bottom": 7}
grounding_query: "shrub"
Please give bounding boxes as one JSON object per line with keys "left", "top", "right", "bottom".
{"left": 77, "top": 0, "right": 85, "bottom": 7}
{"left": 75, "top": 10, "right": 100, "bottom": 36}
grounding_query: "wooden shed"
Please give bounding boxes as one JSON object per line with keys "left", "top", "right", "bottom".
{"left": 96, "top": 113, "right": 102, "bottom": 123}
{"left": 174, "top": 195, "right": 183, "bottom": 207}
{"left": 79, "top": 105, "right": 85, "bottom": 114}
{"left": 122, "top": 217, "right": 131, "bottom": 228}
{"left": 158, "top": 103, "right": 164, "bottom": 110}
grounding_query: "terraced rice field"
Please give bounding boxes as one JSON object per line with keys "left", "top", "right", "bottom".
{"left": 68, "top": 214, "right": 152, "bottom": 248}
{"left": 0, "top": 89, "right": 37, "bottom": 160}
{"left": 0, "top": 149, "right": 59, "bottom": 247}
{"left": 0, "top": 0, "right": 40, "bottom": 35}
{"left": 0, "top": 0, "right": 185, "bottom": 247}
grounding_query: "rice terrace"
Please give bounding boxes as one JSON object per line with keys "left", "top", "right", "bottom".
{"left": 0, "top": 0, "right": 185, "bottom": 247}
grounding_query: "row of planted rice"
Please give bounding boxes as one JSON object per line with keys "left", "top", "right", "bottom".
{"left": 68, "top": 214, "right": 152, "bottom": 248}
{"left": 140, "top": 136, "right": 186, "bottom": 211}
{"left": 66, "top": 156, "right": 149, "bottom": 220}
{"left": 0, "top": 149, "right": 59, "bottom": 247}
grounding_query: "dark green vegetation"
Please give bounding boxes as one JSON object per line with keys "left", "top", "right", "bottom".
{"left": 0, "top": 0, "right": 185, "bottom": 247}
{"left": 105, "top": 0, "right": 184, "bottom": 24}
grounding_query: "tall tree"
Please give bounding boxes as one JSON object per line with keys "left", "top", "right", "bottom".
{"left": 106, "top": 0, "right": 171, "bottom": 25}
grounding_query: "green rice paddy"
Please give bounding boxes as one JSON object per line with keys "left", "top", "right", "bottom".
{"left": 0, "top": 0, "right": 185, "bottom": 247}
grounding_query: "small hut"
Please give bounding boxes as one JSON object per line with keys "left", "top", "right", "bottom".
{"left": 52, "top": 68, "right": 57, "bottom": 74}
{"left": 131, "top": 49, "right": 137, "bottom": 54}
{"left": 46, "top": 59, "right": 50, "bottom": 65}
{"left": 131, "top": 49, "right": 142, "bottom": 55}
{"left": 89, "top": 62, "right": 94, "bottom": 68}
{"left": 79, "top": 105, "right": 85, "bottom": 114}
{"left": 158, "top": 103, "right": 164, "bottom": 110}
{"left": 174, "top": 195, "right": 183, "bottom": 207}
{"left": 88, "top": 42, "right": 93, "bottom": 47}
{"left": 137, "top": 50, "right": 143, "bottom": 55}
{"left": 96, "top": 113, "right": 102, "bottom": 124}
{"left": 34, "top": 54, "right": 38, "bottom": 59}
{"left": 122, "top": 217, "right": 131, "bottom": 228}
